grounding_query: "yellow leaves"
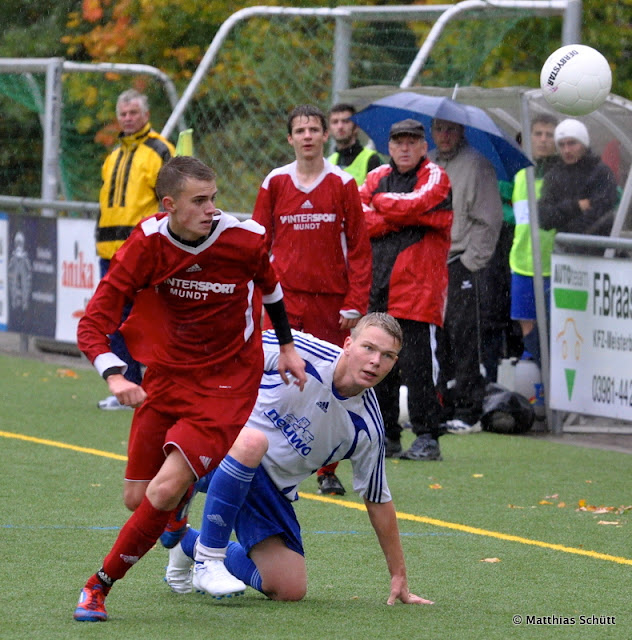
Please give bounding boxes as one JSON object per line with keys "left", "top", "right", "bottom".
{"left": 472, "top": 474, "right": 484, "bottom": 478}
{"left": 428, "top": 483, "right": 442, "bottom": 490}
{"left": 56, "top": 368, "right": 79, "bottom": 379}
{"left": 576, "top": 500, "right": 632, "bottom": 516}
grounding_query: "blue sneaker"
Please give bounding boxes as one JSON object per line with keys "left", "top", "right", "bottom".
{"left": 73, "top": 583, "right": 108, "bottom": 622}
{"left": 160, "top": 484, "right": 196, "bottom": 549}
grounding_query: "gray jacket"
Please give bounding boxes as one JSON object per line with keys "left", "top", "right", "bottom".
{"left": 429, "top": 142, "right": 502, "bottom": 271}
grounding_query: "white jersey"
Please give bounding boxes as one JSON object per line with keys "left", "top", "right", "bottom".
{"left": 250, "top": 330, "right": 391, "bottom": 503}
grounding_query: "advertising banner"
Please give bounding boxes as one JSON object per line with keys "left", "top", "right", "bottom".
{"left": 0, "top": 213, "right": 7, "bottom": 330}
{"left": 55, "top": 218, "right": 100, "bottom": 342}
{"left": 550, "top": 253, "right": 632, "bottom": 420}
{"left": 7, "top": 215, "right": 57, "bottom": 337}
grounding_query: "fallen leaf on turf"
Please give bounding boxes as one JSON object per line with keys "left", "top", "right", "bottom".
{"left": 508, "top": 504, "right": 525, "bottom": 509}
{"left": 429, "top": 483, "right": 442, "bottom": 490}
{"left": 351, "top": 596, "right": 359, "bottom": 600}
{"left": 545, "top": 494, "right": 559, "bottom": 499}
{"left": 539, "top": 500, "right": 554, "bottom": 505}
{"left": 91, "top": 483, "right": 101, "bottom": 487}
{"left": 557, "top": 502, "right": 566, "bottom": 508}
{"left": 481, "top": 558, "right": 501, "bottom": 563}
{"left": 597, "top": 521, "right": 620, "bottom": 526}
{"left": 576, "top": 501, "right": 632, "bottom": 515}
{"left": 56, "top": 368, "right": 78, "bottom": 378}
{"left": 472, "top": 474, "right": 484, "bottom": 478}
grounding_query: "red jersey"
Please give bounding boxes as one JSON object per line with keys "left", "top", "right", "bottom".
{"left": 252, "top": 160, "right": 371, "bottom": 315}
{"left": 78, "top": 212, "right": 281, "bottom": 394}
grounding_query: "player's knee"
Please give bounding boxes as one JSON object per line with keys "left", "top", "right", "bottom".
{"left": 231, "top": 427, "right": 268, "bottom": 467}
{"left": 265, "top": 583, "right": 307, "bottom": 602}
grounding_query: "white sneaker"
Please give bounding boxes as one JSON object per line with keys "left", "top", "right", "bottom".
{"left": 445, "top": 419, "right": 482, "bottom": 434}
{"left": 165, "top": 542, "right": 193, "bottom": 594}
{"left": 97, "top": 395, "right": 132, "bottom": 411}
{"left": 192, "top": 560, "right": 246, "bottom": 599}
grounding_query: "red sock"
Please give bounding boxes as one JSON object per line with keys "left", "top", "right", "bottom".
{"left": 317, "top": 462, "right": 339, "bottom": 476}
{"left": 101, "top": 495, "right": 171, "bottom": 582}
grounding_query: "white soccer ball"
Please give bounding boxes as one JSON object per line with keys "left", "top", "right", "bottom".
{"left": 540, "top": 44, "right": 612, "bottom": 116}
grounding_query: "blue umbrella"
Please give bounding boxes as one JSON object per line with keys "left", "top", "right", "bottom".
{"left": 351, "top": 91, "right": 532, "bottom": 181}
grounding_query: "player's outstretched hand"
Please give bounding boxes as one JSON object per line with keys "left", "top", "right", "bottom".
{"left": 278, "top": 343, "right": 307, "bottom": 391}
{"left": 107, "top": 374, "right": 148, "bottom": 408}
{"left": 387, "top": 576, "right": 434, "bottom": 606}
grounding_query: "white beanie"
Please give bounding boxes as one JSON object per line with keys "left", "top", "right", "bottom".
{"left": 554, "top": 119, "right": 590, "bottom": 148}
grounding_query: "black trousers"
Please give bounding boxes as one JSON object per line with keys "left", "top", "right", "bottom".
{"left": 374, "top": 318, "right": 443, "bottom": 441}
{"left": 437, "top": 260, "right": 486, "bottom": 424}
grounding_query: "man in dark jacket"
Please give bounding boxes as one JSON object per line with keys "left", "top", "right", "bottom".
{"left": 539, "top": 119, "right": 617, "bottom": 235}
{"left": 359, "top": 119, "right": 453, "bottom": 461}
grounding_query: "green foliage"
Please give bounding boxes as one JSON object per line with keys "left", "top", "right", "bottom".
{"left": 0, "top": 0, "right": 629, "bottom": 207}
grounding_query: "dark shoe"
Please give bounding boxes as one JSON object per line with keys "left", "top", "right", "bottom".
{"left": 317, "top": 473, "right": 346, "bottom": 496}
{"left": 385, "top": 437, "right": 403, "bottom": 458}
{"left": 400, "top": 435, "right": 442, "bottom": 461}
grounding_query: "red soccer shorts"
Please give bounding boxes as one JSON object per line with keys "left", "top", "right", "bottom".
{"left": 263, "top": 290, "right": 348, "bottom": 347}
{"left": 124, "top": 368, "right": 257, "bottom": 481}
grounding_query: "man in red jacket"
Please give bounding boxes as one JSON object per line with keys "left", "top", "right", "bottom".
{"left": 359, "top": 119, "right": 453, "bottom": 461}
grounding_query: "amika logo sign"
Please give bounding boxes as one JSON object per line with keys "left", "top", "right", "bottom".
{"left": 61, "top": 250, "right": 95, "bottom": 289}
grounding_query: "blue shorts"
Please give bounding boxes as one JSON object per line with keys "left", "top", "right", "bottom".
{"left": 196, "top": 466, "right": 304, "bottom": 557}
{"left": 511, "top": 273, "right": 551, "bottom": 321}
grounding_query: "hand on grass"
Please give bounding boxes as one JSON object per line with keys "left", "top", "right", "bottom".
{"left": 387, "top": 576, "right": 434, "bottom": 606}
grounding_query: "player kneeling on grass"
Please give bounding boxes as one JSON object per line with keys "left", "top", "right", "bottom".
{"left": 165, "top": 313, "right": 433, "bottom": 605}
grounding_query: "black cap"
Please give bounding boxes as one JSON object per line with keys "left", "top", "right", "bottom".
{"left": 389, "top": 118, "right": 425, "bottom": 140}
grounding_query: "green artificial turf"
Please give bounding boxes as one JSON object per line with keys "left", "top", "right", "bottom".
{"left": 1, "top": 353, "right": 630, "bottom": 639}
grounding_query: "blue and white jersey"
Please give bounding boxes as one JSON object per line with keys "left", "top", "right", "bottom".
{"left": 249, "top": 330, "right": 391, "bottom": 503}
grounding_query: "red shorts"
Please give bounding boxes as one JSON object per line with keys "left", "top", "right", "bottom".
{"left": 125, "top": 368, "right": 257, "bottom": 481}
{"left": 263, "top": 290, "right": 348, "bottom": 347}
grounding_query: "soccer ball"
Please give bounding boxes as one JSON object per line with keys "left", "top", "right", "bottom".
{"left": 540, "top": 44, "right": 612, "bottom": 116}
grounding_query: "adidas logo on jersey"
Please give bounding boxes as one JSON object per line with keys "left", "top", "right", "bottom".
{"left": 316, "top": 401, "right": 329, "bottom": 413}
{"left": 186, "top": 263, "right": 203, "bottom": 272}
{"left": 199, "top": 455, "right": 212, "bottom": 469}
{"left": 301, "top": 200, "right": 314, "bottom": 209}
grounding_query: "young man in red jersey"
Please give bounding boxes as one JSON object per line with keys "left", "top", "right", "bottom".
{"left": 252, "top": 104, "right": 372, "bottom": 496}
{"left": 73, "top": 156, "right": 306, "bottom": 622}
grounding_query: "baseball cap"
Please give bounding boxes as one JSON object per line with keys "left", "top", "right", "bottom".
{"left": 389, "top": 118, "right": 425, "bottom": 140}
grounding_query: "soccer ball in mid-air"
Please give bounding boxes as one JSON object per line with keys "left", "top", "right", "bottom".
{"left": 540, "top": 44, "right": 612, "bottom": 116}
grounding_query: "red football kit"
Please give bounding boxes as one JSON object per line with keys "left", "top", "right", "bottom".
{"left": 78, "top": 211, "right": 282, "bottom": 479}
{"left": 253, "top": 159, "right": 371, "bottom": 346}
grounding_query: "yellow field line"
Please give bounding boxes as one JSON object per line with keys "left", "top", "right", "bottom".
{"left": 3, "top": 429, "right": 631, "bottom": 566}
{"left": 300, "top": 493, "right": 632, "bottom": 566}
{"left": 0, "top": 430, "right": 127, "bottom": 461}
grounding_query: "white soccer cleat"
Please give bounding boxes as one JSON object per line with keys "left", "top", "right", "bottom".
{"left": 165, "top": 542, "right": 193, "bottom": 594}
{"left": 191, "top": 560, "right": 246, "bottom": 599}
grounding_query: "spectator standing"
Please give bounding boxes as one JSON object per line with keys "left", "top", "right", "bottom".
{"left": 479, "top": 174, "right": 519, "bottom": 382}
{"left": 429, "top": 118, "right": 503, "bottom": 434}
{"left": 327, "top": 103, "right": 382, "bottom": 185}
{"left": 359, "top": 119, "right": 453, "bottom": 461}
{"left": 539, "top": 118, "right": 618, "bottom": 238}
{"left": 95, "top": 89, "right": 174, "bottom": 410}
{"left": 73, "top": 156, "right": 306, "bottom": 622}
{"left": 509, "top": 114, "right": 559, "bottom": 366}
{"left": 253, "top": 104, "right": 372, "bottom": 493}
